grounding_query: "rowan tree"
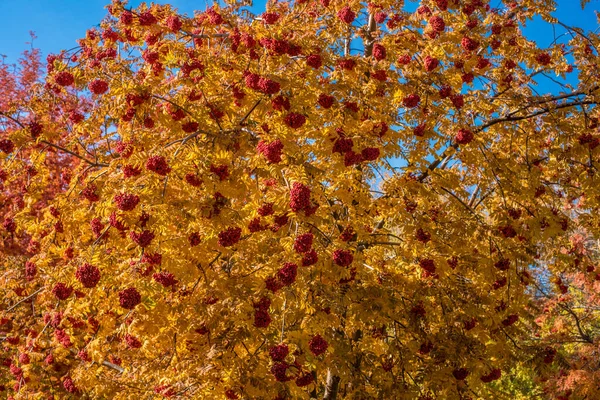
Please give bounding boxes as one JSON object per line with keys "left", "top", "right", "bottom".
{"left": 1, "top": 0, "right": 600, "bottom": 399}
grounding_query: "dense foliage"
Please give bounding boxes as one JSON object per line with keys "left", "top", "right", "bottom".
{"left": 1, "top": 0, "right": 600, "bottom": 398}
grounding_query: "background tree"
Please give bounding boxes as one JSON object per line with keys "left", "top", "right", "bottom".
{"left": 1, "top": 0, "right": 600, "bottom": 399}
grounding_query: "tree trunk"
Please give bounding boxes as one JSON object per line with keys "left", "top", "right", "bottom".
{"left": 323, "top": 369, "right": 340, "bottom": 400}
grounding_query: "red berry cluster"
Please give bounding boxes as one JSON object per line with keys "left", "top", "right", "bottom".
{"left": 262, "top": 12, "right": 280, "bottom": 24}
{"left": 480, "top": 368, "right": 502, "bottom": 383}
{"left": 494, "top": 258, "right": 510, "bottom": 271}
{"left": 52, "top": 282, "right": 73, "bottom": 300}
{"left": 277, "top": 262, "right": 298, "bottom": 286}
{"left": 210, "top": 164, "right": 230, "bottom": 181}
{"left": 453, "top": 368, "right": 469, "bottom": 380}
{"left": 109, "top": 211, "right": 127, "bottom": 231}
{"left": 429, "top": 16, "right": 445, "bottom": 32}
{"left": 114, "top": 193, "right": 140, "bottom": 211}
{"left": 181, "top": 121, "right": 199, "bottom": 133}
{"left": 419, "top": 258, "right": 436, "bottom": 274}
{"left": 434, "top": 0, "right": 448, "bottom": 10}
{"left": 244, "top": 72, "right": 281, "bottom": 95}
{"left": 139, "top": 10, "right": 157, "bottom": 26}
{"left": 55, "top": 71, "right": 74, "bottom": 87}
{"left": 284, "top": 112, "right": 306, "bottom": 129}
{"left": 124, "top": 333, "right": 142, "bottom": 349}
{"left": 402, "top": 94, "right": 421, "bottom": 108}
{"left": 248, "top": 217, "right": 266, "bottom": 232}
{"left": 372, "top": 43, "right": 386, "bottom": 61}
{"left": 189, "top": 232, "right": 201, "bottom": 247}
{"left": 294, "top": 233, "right": 313, "bottom": 253}
{"left": 76, "top": 263, "right": 101, "bottom": 288}
{"left": 337, "top": 6, "right": 356, "bottom": 24}
{"left": 302, "top": 249, "right": 319, "bottom": 266}
{"left": 257, "top": 139, "right": 284, "bottom": 164}
{"left": 461, "top": 36, "right": 480, "bottom": 52}
{"left": 165, "top": 15, "right": 182, "bottom": 32}
{"left": 333, "top": 249, "right": 353, "bottom": 267}
{"left": 318, "top": 93, "right": 335, "bottom": 109}
{"left": 25, "top": 261, "right": 37, "bottom": 281}
{"left": 129, "top": 230, "right": 155, "bottom": 248}
{"left": 372, "top": 70, "right": 387, "bottom": 81}
{"left": 88, "top": 79, "right": 109, "bottom": 95}
{"left": 218, "top": 227, "right": 242, "bottom": 247}
{"left": 424, "top": 55, "right": 439, "bottom": 72}
{"left": 0, "top": 139, "right": 15, "bottom": 154}
{"left": 269, "top": 343, "right": 289, "bottom": 361}
{"left": 309, "top": 334, "right": 328, "bottom": 356}
{"left": 63, "top": 377, "right": 78, "bottom": 394}
{"left": 306, "top": 54, "right": 322, "bottom": 69}
{"left": 78, "top": 349, "right": 91, "bottom": 362}
{"left": 289, "top": 182, "right": 311, "bottom": 212}
{"left": 119, "top": 287, "right": 142, "bottom": 309}
{"left": 254, "top": 309, "right": 271, "bottom": 328}
{"left": 28, "top": 121, "right": 43, "bottom": 138}
{"left": 153, "top": 271, "right": 178, "bottom": 287}
{"left": 265, "top": 276, "right": 283, "bottom": 293}
{"left": 185, "top": 172, "right": 202, "bottom": 187}
{"left": 205, "top": 7, "right": 224, "bottom": 25}
{"left": 146, "top": 155, "right": 171, "bottom": 175}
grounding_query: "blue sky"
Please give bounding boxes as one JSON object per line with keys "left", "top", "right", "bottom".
{"left": 0, "top": 1, "right": 598, "bottom": 67}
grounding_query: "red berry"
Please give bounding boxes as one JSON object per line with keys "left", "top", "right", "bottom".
{"left": 76, "top": 263, "right": 101, "bottom": 288}
{"left": 254, "top": 309, "right": 271, "bottom": 328}
{"left": 461, "top": 36, "right": 480, "bottom": 52}
{"left": 402, "top": 94, "right": 420, "bottom": 108}
{"left": 372, "top": 43, "right": 386, "bottom": 61}
{"left": 338, "top": 6, "right": 356, "bottom": 24}
{"left": 309, "top": 334, "right": 328, "bottom": 356}
{"left": 262, "top": 12, "right": 280, "bottom": 24}
{"left": 218, "top": 227, "right": 242, "bottom": 247}
{"left": 124, "top": 333, "right": 142, "bottom": 349}
{"left": 146, "top": 155, "right": 171, "bottom": 175}
{"left": 114, "top": 193, "right": 140, "bottom": 211}
{"left": 428, "top": 16, "right": 445, "bottom": 32}
{"left": 88, "top": 79, "right": 109, "bottom": 95}
{"left": 119, "top": 287, "right": 142, "bottom": 309}
{"left": 455, "top": 128, "right": 474, "bottom": 145}
{"left": 55, "top": 71, "right": 75, "bottom": 87}
{"left": 290, "top": 182, "right": 311, "bottom": 212}
{"left": 129, "top": 230, "right": 155, "bottom": 248}
{"left": 153, "top": 271, "right": 178, "bottom": 287}
{"left": 52, "top": 282, "right": 73, "bottom": 300}
{"left": 269, "top": 343, "right": 289, "bottom": 361}
{"left": 294, "top": 233, "right": 314, "bottom": 253}
{"left": 306, "top": 54, "right": 322, "bottom": 69}
{"left": 424, "top": 56, "right": 439, "bottom": 72}
{"left": 277, "top": 262, "right": 298, "bottom": 286}
{"left": 284, "top": 112, "right": 306, "bottom": 129}
{"left": 333, "top": 249, "right": 353, "bottom": 267}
